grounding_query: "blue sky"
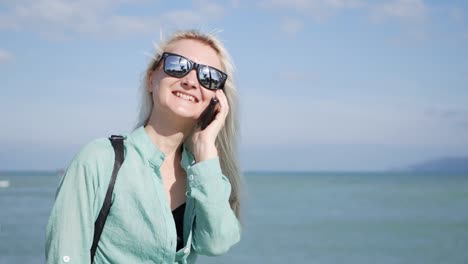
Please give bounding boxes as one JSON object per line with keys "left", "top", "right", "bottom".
{"left": 1, "top": 0, "right": 467, "bottom": 171}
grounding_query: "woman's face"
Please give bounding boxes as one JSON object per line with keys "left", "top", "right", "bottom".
{"left": 148, "top": 39, "right": 223, "bottom": 123}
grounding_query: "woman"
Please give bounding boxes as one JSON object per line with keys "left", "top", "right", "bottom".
{"left": 46, "top": 30, "right": 242, "bottom": 264}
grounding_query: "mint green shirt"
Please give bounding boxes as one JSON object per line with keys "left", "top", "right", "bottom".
{"left": 46, "top": 126, "right": 241, "bottom": 263}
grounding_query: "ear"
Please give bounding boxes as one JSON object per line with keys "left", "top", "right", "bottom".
{"left": 147, "top": 72, "right": 154, "bottom": 93}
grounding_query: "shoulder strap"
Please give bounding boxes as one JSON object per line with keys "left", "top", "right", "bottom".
{"left": 90, "top": 135, "right": 126, "bottom": 263}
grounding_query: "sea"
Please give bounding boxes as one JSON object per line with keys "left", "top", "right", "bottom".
{"left": 1, "top": 171, "right": 467, "bottom": 264}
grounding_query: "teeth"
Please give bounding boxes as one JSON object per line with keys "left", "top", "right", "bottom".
{"left": 175, "top": 92, "right": 195, "bottom": 102}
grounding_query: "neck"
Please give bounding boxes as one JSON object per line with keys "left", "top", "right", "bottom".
{"left": 144, "top": 111, "right": 195, "bottom": 160}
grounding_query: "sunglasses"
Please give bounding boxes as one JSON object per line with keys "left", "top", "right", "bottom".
{"left": 152, "top": 52, "right": 227, "bottom": 90}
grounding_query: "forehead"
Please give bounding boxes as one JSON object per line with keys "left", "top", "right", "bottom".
{"left": 166, "top": 39, "right": 223, "bottom": 70}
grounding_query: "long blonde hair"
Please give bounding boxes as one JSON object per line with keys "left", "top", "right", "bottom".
{"left": 135, "top": 30, "right": 242, "bottom": 219}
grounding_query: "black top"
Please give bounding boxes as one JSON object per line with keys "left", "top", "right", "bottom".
{"left": 172, "top": 203, "right": 186, "bottom": 251}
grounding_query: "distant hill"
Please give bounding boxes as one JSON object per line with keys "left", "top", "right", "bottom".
{"left": 408, "top": 156, "right": 468, "bottom": 173}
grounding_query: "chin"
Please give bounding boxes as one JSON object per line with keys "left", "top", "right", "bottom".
{"left": 168, "top": 105, "right": 200, "bottom": 120}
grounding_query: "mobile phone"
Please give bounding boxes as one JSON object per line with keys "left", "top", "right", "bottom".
{"left": 199, "top": 97, "right": 219, "bottom": 130}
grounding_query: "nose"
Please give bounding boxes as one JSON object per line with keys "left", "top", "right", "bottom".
{"left": 181, "top": 69, "right": 198, "bottom": 89}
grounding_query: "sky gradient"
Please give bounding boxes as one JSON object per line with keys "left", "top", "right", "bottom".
{"left": 1, "top": 0, "right": 467, "bottom": 171}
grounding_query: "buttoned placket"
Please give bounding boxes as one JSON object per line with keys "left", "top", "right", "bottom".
{"left": 148, "top": 156, "right": 178, "bottom": 262}
{"left": 141, "top": 134, "right": 196, "bottom": 262}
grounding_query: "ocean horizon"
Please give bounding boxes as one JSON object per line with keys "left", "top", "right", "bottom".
{"left": 3, "top": 169, "right": 468, "bottom": 176}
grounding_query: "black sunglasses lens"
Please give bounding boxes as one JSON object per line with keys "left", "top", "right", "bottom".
{"left": 164, "top": 55, "right": 190, "bottom": 77}
{"left": 198, "top": 66, "right": 224, "bottom": 90}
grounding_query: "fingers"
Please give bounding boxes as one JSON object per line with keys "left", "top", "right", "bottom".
{"left": 215, "top": 89, "right": 229, "bottom": 120}
{"left": 201, "top": 90, "right": 228, "bottom": 133}
{"left": 193, "top": 90, "right": 229, "bottom": 145}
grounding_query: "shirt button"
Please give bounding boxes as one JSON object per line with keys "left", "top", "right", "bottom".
{"left": 189, "top": 174, "right": 194, "bottom": 181}
{"left": 184, "top": 247, "right": 191, "bottom": 254}
{"left": 63, "top": 256, "right": 70, "bottom": 262}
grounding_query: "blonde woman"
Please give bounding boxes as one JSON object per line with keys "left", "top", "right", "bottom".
{"left": 46, "top": 30, "right": 242, "bottom": 263}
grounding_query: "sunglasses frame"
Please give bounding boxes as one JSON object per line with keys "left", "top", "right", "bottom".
{"left": 152, "top": 52, "right": 227, "bottom": 90}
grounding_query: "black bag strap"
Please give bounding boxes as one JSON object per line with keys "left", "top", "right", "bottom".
{"left": 90, "top": 135, "right": 126, "bottom": 263}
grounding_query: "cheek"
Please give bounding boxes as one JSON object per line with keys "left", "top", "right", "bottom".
{"left": 151, "top": 78, "right": 170, "bottom": 98}
{"left": 149, "top": 82, "right": 165, "bottom": 107}
{"left": 202, "top": 89, "right": 217, "bottom": 101}
{"left": 150, "top": 83, "right": 161, "bottom": 102}
{"left": 149, "top": 70, "right": 167, "bottom": 91}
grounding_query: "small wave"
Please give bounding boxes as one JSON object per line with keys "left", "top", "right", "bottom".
{"left": 0, "top": 180, "right": 10, "bottom": 188}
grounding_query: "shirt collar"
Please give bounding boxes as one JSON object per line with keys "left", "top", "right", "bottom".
{"left": 181, "top": 143, "right": 196, "bottom": 169}
{"left": 129, "top": 126, "right": 195, "bottom": 170}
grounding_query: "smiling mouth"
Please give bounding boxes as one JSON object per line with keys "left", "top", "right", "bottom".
{"left": 172, "top": 91, "right": 198, "bottom": 102}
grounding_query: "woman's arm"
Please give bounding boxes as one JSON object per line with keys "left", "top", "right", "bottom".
{"left": 45, "top": 158, "right": 99, "bottom": 263}
{"left": 188, "top": 89, "right": 241, "bottom": 255}
{"left": 186, "top": 157, "right": 241, "bottom": 256}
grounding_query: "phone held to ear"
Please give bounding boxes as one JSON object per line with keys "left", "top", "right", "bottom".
{"left": 199, "top": 97, "right": 219, "bottom": 130}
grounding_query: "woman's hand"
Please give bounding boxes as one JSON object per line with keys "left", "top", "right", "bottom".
{"left": 192, "top": 89, "right": 229, "bottom": 162}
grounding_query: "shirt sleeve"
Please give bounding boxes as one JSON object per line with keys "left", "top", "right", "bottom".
{"left": 186, "top": 157, "right": 242, "bottom": 256}
{"left": 45, "top": 158, "right": 99, "bottom": 263}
